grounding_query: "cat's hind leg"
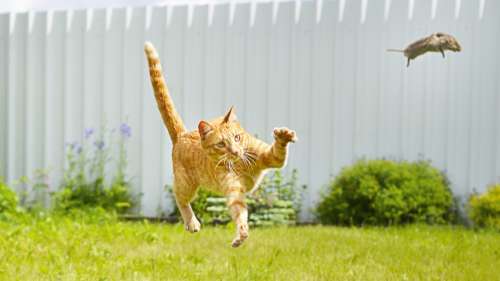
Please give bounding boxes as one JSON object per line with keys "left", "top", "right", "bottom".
{"left": 226, "top": 189, "right": 249, "bottom": 247}
{"left": 174, "top": 183, "right": 201, "bottom": 233}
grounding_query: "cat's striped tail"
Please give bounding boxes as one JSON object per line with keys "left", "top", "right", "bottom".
{"left": 144, "top": 42, "right": 186, "bottom": 144}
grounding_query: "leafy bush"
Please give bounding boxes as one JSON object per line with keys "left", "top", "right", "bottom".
{"left": 247, "top": 169, "right": 301, "bottom": 226}
{"left": 316, "top": 159, "right": 455, "bottom": 226}
{"left": 469, "top": 185, "right": 500, "bottom": 230}
{"left": 53, "top": 124, "right": 135, "bottom": 214}
{"left": 166, "top": 170, "right": 303, "bottom": 226}
{"left": 0, "top": 179, "right": 21, "bottom": 220}
{"left": 13, "top": 169, "right": 51, "bottom": 213}
{"left": 164, "top": 186, "right": 221, "bottom": 224}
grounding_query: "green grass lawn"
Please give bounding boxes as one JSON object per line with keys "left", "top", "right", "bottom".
{"left": 0, "top": 218, "right": 498, "bottom": 281}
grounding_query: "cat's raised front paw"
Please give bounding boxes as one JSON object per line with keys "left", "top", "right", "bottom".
{"left": 185, "top": 217, "right": 201, "bottom": 233}
{"left": 273, "top": 127, "right": 297, "bottom": 144}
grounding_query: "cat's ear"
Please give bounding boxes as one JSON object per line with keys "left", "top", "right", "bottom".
{"left": 198, "top": 120, "right": 214, "bottom": 140}
{"left": 223, "top": 106, "right": 237, "bottom": 123}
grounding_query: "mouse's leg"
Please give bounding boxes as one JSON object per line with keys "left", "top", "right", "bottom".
{"left": 406, "top": 58, "right": 410, "bottom": 67}
{"left": 439, "top": 47, "right": 445, "bottom": 58}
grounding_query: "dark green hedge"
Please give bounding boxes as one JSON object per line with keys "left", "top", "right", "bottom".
{"left": 316, "top": 159, "right": 455, "bottom": 226}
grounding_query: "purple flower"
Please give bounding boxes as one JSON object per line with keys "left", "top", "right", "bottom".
{"left": 84, "top": 128, "right": 94, "bottom": 139}
{"left": 94, "top": 140, "right": 105, "bottom": 150}
{"left": 66, "top": 142, "right": 82, "bottom": 153}
{"left": 120, "top": 123, "right": 132, "bottom": 138}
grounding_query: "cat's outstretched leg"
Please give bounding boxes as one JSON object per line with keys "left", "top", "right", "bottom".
{"left": 174, "top": 183, "right": 201, "bottom": 233}
{"left": 260, "top": 127, "right": 297, "bottom": 168}
{"left": 226, "top": 190, "right": 248, "bottom": 247}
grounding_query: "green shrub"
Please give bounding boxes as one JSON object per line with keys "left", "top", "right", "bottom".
{"left": 164, "top": 186, "right": 221, "bottom": 224}
{"left": 53, "top": 125, "right": 135, "bottom": 214}
{"left": 247, "top": 169, "right": 301, "bottom": 226}
{"left": 166, "top": 169, "right": 303, "bottom": 226}
{"left": 0, "top": 179, "right": 21, "bottom": 220}
{"left": 12, "top": 169, "right": 51, "bottom": 213}
{"left": 469, "top": 185, "right": 500, "bottom": 230}
{"left": 316, "top": 159, "right": 455, "bottom": 226}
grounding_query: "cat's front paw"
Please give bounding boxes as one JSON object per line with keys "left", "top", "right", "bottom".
{"left": 185, "top": 217, "right": 201, "bottom": 233}
{"left": 273, "top": 127, "right": 297, "bottom": 145}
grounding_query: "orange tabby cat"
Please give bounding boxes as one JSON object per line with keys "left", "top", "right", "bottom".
{"left": 144, "top": 42, "right": 297, "bottom": 247}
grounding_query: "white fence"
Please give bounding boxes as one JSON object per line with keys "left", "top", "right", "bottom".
{"left": 1, "top": 0, "right": 499, "bottom": 219}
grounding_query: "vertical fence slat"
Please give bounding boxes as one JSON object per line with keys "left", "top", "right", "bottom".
{"left": 183, "top": 5, "right": 207, "bottom": 130}
{"left": 203, "top": 4, "right": 228, "bottom": 120}
{"left": 308, "top": 0, "right": 337, "bottom": 220}
{"left": 379, "top": 0, "right": 408, "bottom": 159}
{"left": 267, "top": 2, "right": 292, "bottom": 137}
{"left": 354, "top": 0, "right": 384, "bottom": 159}
{"left": 163, "top": 6, "right": 186, "bottom": 126}
{"left": 65, "top": 11, "right": 84, "bottom": 146}
{"left": 494, "top": 0, "right": 500, "bottom": 184}
{"left": 244, "top": 2, "right": 271, "bottom": 139}
{"left": 224, "top": 4, "right": 248, "bottom": 115}
{"left": 26, "top": 12, "right": 47, "bottom": 184}
{"left": 45, "top": 11, "right": 66, "bottom": 189}
{"left": 475, "top": 0, "right": 500, "bottom": 189}
{"left": 103, "top": 8, "right": 125, "bottom": 128}
{"left": 0, "top": 14, "right": 8, "bottom": 178}
{"left": 83, "top": 9, "right": 105, "bottom": 131}
{"left": 444, "top": 0, "right": 459, "bottom": 180}
{"left": 288, "top": 1, "right": 314, "bottom": 200}
{"left": 332, "top": 0, "right": 359, "bottom": 173}
{"left": 461, "top": 0, "right": 479, "bottom": 195}
{"left": 8, "top": 13, "right": 28, "bottom": 187}
{"left": 122, "top": 7, "right": 145, "bottom": 199}
{"left": 102, "top": 8, "right": 125, "bottom": 191}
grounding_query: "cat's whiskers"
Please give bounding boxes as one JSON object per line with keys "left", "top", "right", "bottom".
{"left": 244, "top": 150, "right": 257, "bottom": 160}
{"left": 242, "top": 155, "right": 253, "bottom": 168}
{"left": 243, "top": 150, "right": 257, "bottom": 167}
{"left": 241, "top": 157, "right": 250, "bottom": 168}
{"left": 246, "top": 155, "right": 256, "bottom": 165}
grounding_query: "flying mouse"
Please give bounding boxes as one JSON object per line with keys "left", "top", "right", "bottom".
{"left": 387, "top": 32, "right": 462, "bottom": 67}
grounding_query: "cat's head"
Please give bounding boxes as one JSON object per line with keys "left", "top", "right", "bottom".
{"left": 198, "top": 107, "right": 256, "bottom": 168}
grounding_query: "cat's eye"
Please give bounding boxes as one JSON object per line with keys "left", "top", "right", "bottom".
{"left": 215, "top": 141, "right": 225, "bottom": 148}
{"left": 234, "top": 135, "right": 241, "bottom": 142}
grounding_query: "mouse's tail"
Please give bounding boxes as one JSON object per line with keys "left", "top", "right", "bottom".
{"left": 386, "top": 49, "right": 404, "bottom": 53}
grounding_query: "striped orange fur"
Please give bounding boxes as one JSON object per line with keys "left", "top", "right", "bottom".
{"left": 144, "top": 42, "right": 297, "bottom": 247}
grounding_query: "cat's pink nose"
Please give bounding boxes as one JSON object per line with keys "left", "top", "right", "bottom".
{"left": 228, "top": 146, "right": 240, "bottom": 156}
